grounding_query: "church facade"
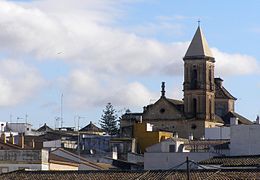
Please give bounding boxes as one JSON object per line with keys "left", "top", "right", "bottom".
{"left": 120, "top": 26, "right": 252, "bottom": 139}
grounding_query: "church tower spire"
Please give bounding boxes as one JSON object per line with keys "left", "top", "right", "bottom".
{"left": 184, "top": 26, "right": 214, "bottom": 60}
{"left": 183, "top": 26, "right": 215, "bottom": 121}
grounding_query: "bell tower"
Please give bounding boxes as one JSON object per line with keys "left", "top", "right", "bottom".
{"left": 183, "top": 26, "right": 215, "bottom": 121}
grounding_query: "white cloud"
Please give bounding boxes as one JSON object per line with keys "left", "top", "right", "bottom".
{"left": 62, "top": 69, "right": 155, "bottom": 109}
{"left": 0, "top": 0, "right": 259, "bottom": 110}
{"left": 0, "top": 59, "right": 44, "bottom": 106}
{"left": 212, "top": 48, "right": 260, "bottom": 76}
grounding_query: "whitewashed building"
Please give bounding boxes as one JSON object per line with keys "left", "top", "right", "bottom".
{"left": 230, "top": 122, "right": 260, "bottom": 156}
{"left": 0, "top": 149, "right": 49, "bottom": 173}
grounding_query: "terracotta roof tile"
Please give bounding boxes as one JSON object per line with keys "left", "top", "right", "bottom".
{"left": 1, "top": 169, "right": 260, "bottom": 180}
{"left": 200, "top": 155, "right": 260, "bottom": 167}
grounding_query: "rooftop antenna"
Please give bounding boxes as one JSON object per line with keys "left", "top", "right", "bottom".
{"left": 55, "top": 117, "right": 60, "bottom": 130}
{"left": 9, "top": 114, "right": 12, "bottom": 123}
{"left": 25, "top": 114, "right": 28, "bottom": 124}
{"left": 17, "top": 117, "right": 23, "bottom": 123}
{"left": 60, "top": 93, "right": 63, "bottom": 128}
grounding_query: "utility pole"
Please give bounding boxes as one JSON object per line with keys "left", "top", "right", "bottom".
{"left": 77, "top": 116, "right": 86, "bottom": 164}
{"left": 186, "top": 156, "right": 190, "bottom": 180}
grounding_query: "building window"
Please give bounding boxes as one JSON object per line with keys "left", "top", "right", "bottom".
{"left": 191, "top": 124, "right": 197, "bottom": 130}
{"left": 209, "top": 68, "right": 213, "bottom": 90}
{"left": 191, "top": 69, "right": 198, "bottom": 89}
{"left": 209, "top": 99, "right": 212, "bottom": 119}
{"left": 160, "top": 108, "right": 165, "bottom": 113}
{"left": 193, "top": 98, "right": 197, "bottom": 117}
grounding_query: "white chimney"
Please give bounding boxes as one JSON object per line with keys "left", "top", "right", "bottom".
{"left": 146, "top": 123, "right": 153, "bottom": 132}
{"left": 139, "top": 116, "right": 142, "bottom": 123}
{"left": 189, "top": 133, "right": 193, "bottom": 140}
{"left": 1, "top": 124, "right": 4, "bottom": 132}
{"left": 256, "top": 115, "right": 260, "bottom": 124}
{"left": 174, "top": 132, "right": 178, "bottom": 139}
{"left": 230, "top": 117, "right": 238, "bottom": 126}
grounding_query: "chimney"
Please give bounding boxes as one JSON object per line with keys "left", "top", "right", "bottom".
{"left": 230, "top": 117, "right": 238, "bottom": 126}
{"left": 189, "top": 133, "right": 193, "bottom": 140}
{"left": 1, "top": 124, "right": 4, "bottom": 132}
{"left": 256, "top": 115, "right": 260, "bottom": 124}
{"left": 174, "top": 132, "right": 179, "bottom": 139}
{"left": 9, "top": 133, "right": 14, "bottom": 144}
{"left": 18, "top": 133, "right": 24, "bottom": 148}
{"left": 1, "top": 133, "right": 6, "bottom": 143}
{"left": 143, "top": 106, "right": 147, "bottom": 112}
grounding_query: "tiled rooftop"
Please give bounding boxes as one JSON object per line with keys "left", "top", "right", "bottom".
{"left": 199, "top": 155, "right": 260, "bottom": 167}
{"left": 1, "top": 169, "right": 260, "bottom": 180}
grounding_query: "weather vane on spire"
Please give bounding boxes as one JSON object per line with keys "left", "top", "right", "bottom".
{"left": 197, "top": 19, "right": 201, "bottom": 27}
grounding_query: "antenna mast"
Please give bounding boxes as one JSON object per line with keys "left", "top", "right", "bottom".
{"left": 61, "top": 93, "right": 63, "bottom": 128}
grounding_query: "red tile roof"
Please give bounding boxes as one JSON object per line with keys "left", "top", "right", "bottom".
{"left": 1, "top": 169, "right": 260, "bottom": 180}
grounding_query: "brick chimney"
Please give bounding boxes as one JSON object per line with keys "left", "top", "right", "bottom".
{"left": 18, "top": 133, "right": 24, "bottom": 148}
{"left": 1, "top": 133, "right": 6, "bottom": 143}
{"left": 9, "top": 134, "right": 14, "bottom": 144}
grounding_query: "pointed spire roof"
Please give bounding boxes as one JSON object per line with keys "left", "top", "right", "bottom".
{"left": 184, "top": 26, "right": 214, "bottom": 60}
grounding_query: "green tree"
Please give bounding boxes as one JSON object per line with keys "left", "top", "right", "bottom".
{"left": 100, "top": 103, "right": 118, "bottom": 135}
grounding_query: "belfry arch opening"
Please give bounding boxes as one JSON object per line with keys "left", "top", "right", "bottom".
{"left": 193, "top": 98, "right": 197, "bottom": 117}
{"left": 191, "top": 69, "right": 197, "bottom": 89}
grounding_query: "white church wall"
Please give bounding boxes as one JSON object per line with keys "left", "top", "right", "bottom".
{"left": 144, "top": 152, "right": 218, "bottom": 170}
{"left": 230, "top": 124, "right": 260, "bottom": 156}
{"left": 205, "top": 127, "right": 230, "bottom": 139}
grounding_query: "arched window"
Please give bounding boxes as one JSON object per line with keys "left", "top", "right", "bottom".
{"left": 191, "top": 69, "right": 197, "bottom": 89}
{"left": 209, "top": 68, "right": 212, "bottom": 80}
{"left": 193, "top": 98, "right": 197, "bottom": 117}
{"left": 209, "top": 68, "right": 212, "bottom": 90}
{"left": 209, "top": 99, "right": 212, "bottom": 119}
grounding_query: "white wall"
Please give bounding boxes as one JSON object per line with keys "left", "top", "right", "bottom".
{"left": 144, "top": 152, "right": 218, "bottom": 170}
{"left": 43, "top": 140, "right": 62, "bottom": 148}
{"left": 7, "top": 123, "right": 32, "bottom": 134}
{"left": 52, "top": 149, "right": 99, "bottom": 170}
{"left": 49, "top": 163, "right": 78, "bottom": 171}
{"left": 230, "top": 124, "right": 260, "bottom": 156}
{"left": 0, "top": 149, "right": 48, "bottom": 164}
{"left": 0, "top": 163, "right": 48, "bottom": 173}
{"left": 205, "top": 127, "right": 230, "bottom": 139}
{"left": 146, "top": 139, "right": 188, "bottom": 153}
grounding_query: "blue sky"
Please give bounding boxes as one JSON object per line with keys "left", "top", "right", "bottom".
{"left": 0, "top": 0, "right": 259, "bottom": 129}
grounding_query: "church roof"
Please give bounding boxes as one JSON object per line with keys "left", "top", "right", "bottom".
{"left": 37, "top": 123, "right": 53, "bottom": 132}
{"left": 166, "top": 98, "right": 183, "bottom": 105}
{"left": 222, "top": 111, "right": 253, "bottom": 125}
{"left": 166, "top": 98, "right": 184, "bottom": 112}
{"left": 79, "top": 121, "right": 104, "bottom": 132}
{"left": 184, "top": 26, "right": 214, "bottom": 59}
{"left": 215, "top": 83, "right": 237, "bottom": 100}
